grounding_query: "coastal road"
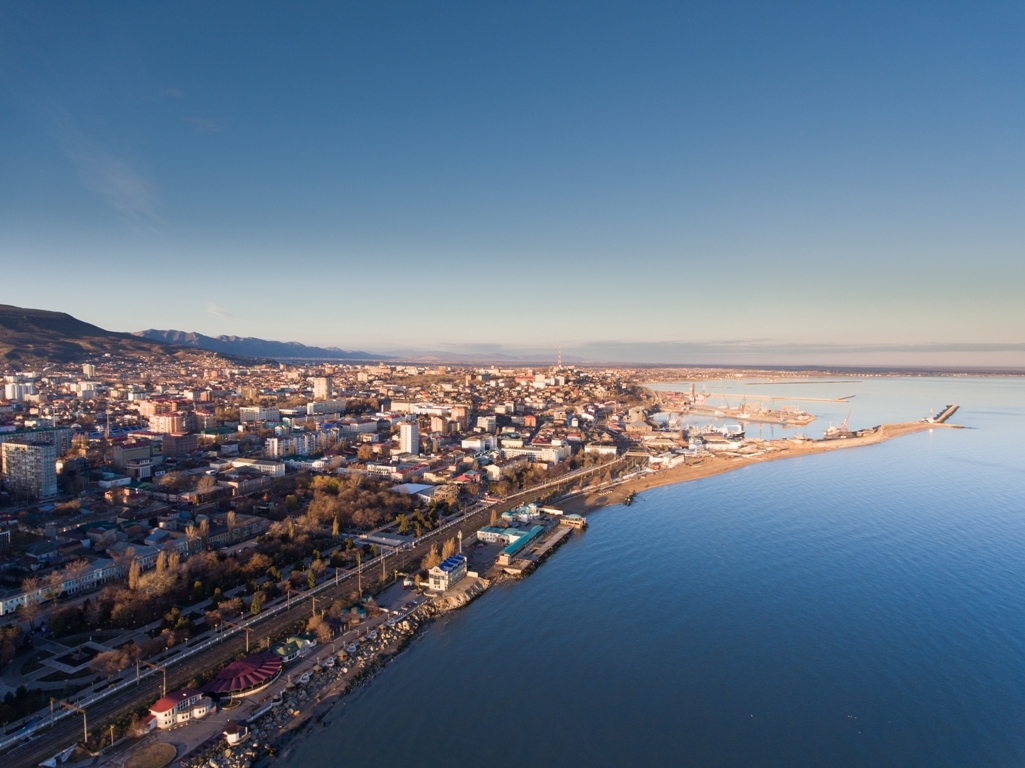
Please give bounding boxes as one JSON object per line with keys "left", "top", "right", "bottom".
{"left": 2, "top": 459, "right": 626, "bottom": 768}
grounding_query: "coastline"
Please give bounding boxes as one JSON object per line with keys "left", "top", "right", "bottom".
{"left": 560, "top": 421, "right": 959, "bottom": 514}
{"left": 179, "top": 420, "right": 958, "bottom": 768}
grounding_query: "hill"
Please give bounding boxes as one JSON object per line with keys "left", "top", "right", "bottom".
{"left": 135, "top": 329, "right": 385, "bottom": 361}
{"left": 0, "top": 305, "right": 229, "bottom": 366}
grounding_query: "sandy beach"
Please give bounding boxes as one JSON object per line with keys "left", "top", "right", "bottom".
{"left": 561, "top": 421, "right": 960, "bottom": 514}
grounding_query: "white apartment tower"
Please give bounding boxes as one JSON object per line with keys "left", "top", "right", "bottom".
{"left": 312, "top": 377, "right": 332, "bottom": 401}
{"left": 399, "top": 422, "right": 419, "bottom": 456}
{"left": 1, "top": 440, "right": 57, "bottom": 499}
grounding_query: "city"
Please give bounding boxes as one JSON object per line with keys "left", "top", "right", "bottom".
{"left": 3, "top": 3, "right": 1023, "bottom": 767}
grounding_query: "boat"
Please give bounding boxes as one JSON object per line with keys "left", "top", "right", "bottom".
{"left": 701, "top": 423, "right": 745, "bottom": 440}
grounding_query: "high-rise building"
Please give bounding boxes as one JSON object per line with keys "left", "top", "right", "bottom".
{"left": 312, "top": 377, "right": 332, "bottom": 401}
{"left": 82, "top": 363, "right": 96, "bottom": 377}
{"left": 399, "top": 422, "right": 419, "bottom": 456}
{"left": 149, "top": 414, "right": 189, "bottom": 434}
{"left": 1, "top": 440, "right": 57, "bottom": 499}
{"left": 3, "top": 383, "right": 34, "bottom": 402}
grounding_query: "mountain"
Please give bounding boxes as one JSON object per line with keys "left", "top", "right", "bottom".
{"left": 0, "top": 305, "right": 226, "bottom": 366}
{"left": 135, "top": 330, "right": 385, "bottom": 361}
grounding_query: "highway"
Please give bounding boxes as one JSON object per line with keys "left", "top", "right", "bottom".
{"left": 2, "top": 458, "right": 625, "bottom": 768}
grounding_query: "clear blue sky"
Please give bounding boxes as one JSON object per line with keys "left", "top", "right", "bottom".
{"left": 2, "top": 2, "right": 1023, "bottom": 365}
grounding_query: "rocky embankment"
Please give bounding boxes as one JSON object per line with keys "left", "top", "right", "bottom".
{"left": 180, "top": 612, "right": 426, "bottom": 768}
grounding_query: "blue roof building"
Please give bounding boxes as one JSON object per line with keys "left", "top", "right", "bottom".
{"left": 428, "top": 553, "right": 467, "bottom": 591}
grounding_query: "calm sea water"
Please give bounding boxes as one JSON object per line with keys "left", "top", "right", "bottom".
{"left": 286, "top": 377, "right": 1025, "bottom": 768}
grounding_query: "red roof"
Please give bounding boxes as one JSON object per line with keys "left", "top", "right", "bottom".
{"left": 203, "top": 652, "right": 282, "bottom": 695}
{"left": 150, "top": 688, "right": 202, "bottom": 714}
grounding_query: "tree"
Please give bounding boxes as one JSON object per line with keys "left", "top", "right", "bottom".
{"left": 397, "top": 514, "right": 410, "bottom": 535}
{"left": 43, "top": 570, "right": 64, "bottom": 607}
{"left": 226, "top": 511, "right": 237, "bottom": 539}
{"left": 331, "top": 516, "right": 340, "bottom": 538}
{"left": 421, "top": 544, "right": 442, "bottom": 571}
{"left": 307, "top": 569, "right": 316, "bottom": 589}
{"left": 441, "top": 537, "right": 457, "bottom": 559}
{"left": 306, "top": 614, "right": 333, "bottom": 644}
{"left": 90, "top": 648, "right": 130, "bottom": 677}
{"left": 128, "top": 559, "right": 141, "bottom": 590}
{"left": 250, "top": 592, "right": 263, "bottom": 615}
{"left": 0, "top": 626, "right": 21, "bottom": 670}
{"left": 197, "top": 474, "right": 217, "bottom": 492}
{"left": 185, "top": 524, "right": 200, "bottom": 554}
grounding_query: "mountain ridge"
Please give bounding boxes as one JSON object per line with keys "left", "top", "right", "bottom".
{"left": 134, "top": 329, "right": 386, "bottom": 361}
{"left": 0, "top": 305, "right": 231, "bottom": 366}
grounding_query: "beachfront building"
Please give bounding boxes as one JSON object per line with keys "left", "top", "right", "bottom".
{"left": 203, "top": 651, "right": 283, "bottom": 699}
{"left": 149, "top": 688, "right": 213, "bottom": 729}
{"left": 496, "top": 525, "right": 544, "bottom": 566}
{"left": 428, "top": 554, "right": 467, "bottom": 591}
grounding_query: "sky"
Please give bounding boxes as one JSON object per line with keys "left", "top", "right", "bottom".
{"left": 1, "top": 2, "right": 1024, "bottom": 366}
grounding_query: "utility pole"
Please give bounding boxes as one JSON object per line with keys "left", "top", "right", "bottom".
{"left": 136, "top": 659, "right": 167, "bottom": 696}
{"left": 51, "top": 699, "right": 87, "bottom": 745}
{"left": 220, "top": 617, "right": 253, "bottom": 653}
{"left": 335, "top": 567, "right": 340, "bottom": 586}
{"left": 355, "top": 552, "right": 362, "bottom": 598}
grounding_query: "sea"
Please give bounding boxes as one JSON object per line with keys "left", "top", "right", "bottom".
{"left": 285, "top": 376, "right": 1025, "bottom": 768}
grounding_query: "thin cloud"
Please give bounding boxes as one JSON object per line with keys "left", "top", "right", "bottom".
{"left": 207, "top": 303, "right": 234, "bottom": 319}
{"left": 165, "top": 88, "right": 185, "bottom": 98}
{"left": 183, "top": 116, "right": 226, "bottom": 133}
{"left": 51, "top": 117, "right": 161, "bottom": 223}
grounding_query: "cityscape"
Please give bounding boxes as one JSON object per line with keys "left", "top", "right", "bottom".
{"left": 2, "top": 3, "right": 1024, "bottom": 768}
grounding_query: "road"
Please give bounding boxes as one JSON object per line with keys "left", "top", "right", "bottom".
{"left": 2, "top": 458, "right": 624, "bottom": 767}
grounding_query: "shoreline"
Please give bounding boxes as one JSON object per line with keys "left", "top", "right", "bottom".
{"left": 560, "top": 421, "right": 959, "bottom": 514}
{"left": 182, "top": 420, "right": 958, "bottom": 768}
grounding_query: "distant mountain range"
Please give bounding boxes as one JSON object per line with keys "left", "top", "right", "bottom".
{"left": 134, "top": 330, "right": 386, "bottom": 361}
{"left": 0, "top": 305, "right": 222, "bottom": 366}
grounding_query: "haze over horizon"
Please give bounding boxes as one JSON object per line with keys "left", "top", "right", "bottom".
{"left": 2, "top": 2, "right": 1024, "bottom": 367}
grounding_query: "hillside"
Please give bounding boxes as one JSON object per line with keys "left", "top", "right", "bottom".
{"left": 135, "top": 329, "right": 384, "bottom": 361}
{"left": 0, "top": 305, "right": 226, "bottom": 366}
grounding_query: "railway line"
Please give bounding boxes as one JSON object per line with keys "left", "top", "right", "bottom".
{"left": 3, "top": 459, "right": 625, "bottom": 768}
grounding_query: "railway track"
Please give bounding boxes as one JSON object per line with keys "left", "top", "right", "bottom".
{"left": 4, "top": 460, "right": 624, "bottom": 768}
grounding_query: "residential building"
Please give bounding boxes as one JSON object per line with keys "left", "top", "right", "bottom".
{"left": 163, "top": 433, "right": 198, "bottom": 457}
{"left": 307, "top": 399, "right": 346, "bottom": 415}
{"left": 113, "top": 440, "right": 151, "bottom": 469}
{"left": 149, "top": 413, "right": 189, "bottom": 434}
{"left": 1, "top": 439, "right": 57, "bottom": 499}
{"left": 399, "top": 422, "right": 419, "bottom": 456}
{"left": 312, "top": 377, "right": 332, "bottom": 401}
{"left": 239, "top": 406, "right": 280, "bottom": 422}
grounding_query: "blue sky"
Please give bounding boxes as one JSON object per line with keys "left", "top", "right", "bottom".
{"left": 1, "top": 2, "right": 1023, "bottom": 365}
